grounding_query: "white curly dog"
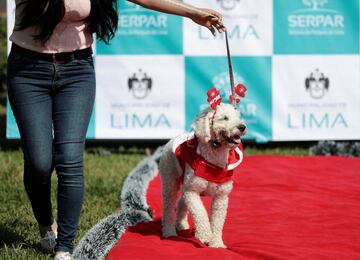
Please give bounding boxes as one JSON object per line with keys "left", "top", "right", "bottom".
{"left": 159, "top": 103, "right": 246, "bottom": 248}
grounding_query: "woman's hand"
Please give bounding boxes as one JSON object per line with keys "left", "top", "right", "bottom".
{"left": 190, "top": 8, "right": 226, "bottom": 36}
{"left": 127, "top": 0, "right": 225, "bottom": 35}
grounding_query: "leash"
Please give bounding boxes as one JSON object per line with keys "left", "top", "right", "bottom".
{"left": 161, "top": 0, "right": 236, "bottom": 104}
{"left": 208, "top": 31, "right": 237, "bottom": 147}
{"left": 224, "top": 30, "right": 236, "bottom": 107}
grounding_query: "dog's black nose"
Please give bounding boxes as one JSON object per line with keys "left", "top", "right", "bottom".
{"left": 238, "top": 124, "right": 246, "bottom": 132}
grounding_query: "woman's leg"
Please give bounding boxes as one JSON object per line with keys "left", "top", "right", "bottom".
{"left": 52, "top": 58, "right": 95, "bottom": 253}
{"left": 7, "top": 54, "right": 55, "bottom": 227}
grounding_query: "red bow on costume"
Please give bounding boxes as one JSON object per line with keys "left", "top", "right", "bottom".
{"left": 207, "top": 87, "right": 222, "bottom": 110}
{"left": 229, "top": 84, "right": 247, "bottom": 104}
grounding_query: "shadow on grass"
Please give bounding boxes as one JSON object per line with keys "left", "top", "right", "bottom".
{"left": 0, "top": 224, "right": 52, "bottom": 256}
{"left": 0, "top": 224, "right": 25, "bottom": 248}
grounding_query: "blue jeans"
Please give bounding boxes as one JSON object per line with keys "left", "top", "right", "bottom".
{"left": 7, "top": 48, "right": 95, "bottom": 253}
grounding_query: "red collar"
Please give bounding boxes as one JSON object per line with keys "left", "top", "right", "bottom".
{"left": 174, "top": 133, "right": 243, "bottom": 183}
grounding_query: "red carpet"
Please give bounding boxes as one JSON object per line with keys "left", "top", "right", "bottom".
{"left": 107, "top": 155, "right": 360, "bottom": 260}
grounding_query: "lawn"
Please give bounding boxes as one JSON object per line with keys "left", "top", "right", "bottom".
{"left": 0, "top": 150, "right": 146, "bottom": 260}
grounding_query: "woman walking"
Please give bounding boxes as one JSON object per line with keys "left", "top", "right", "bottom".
{"left": 7, "top": 0, "right": 224, "bottom": 259}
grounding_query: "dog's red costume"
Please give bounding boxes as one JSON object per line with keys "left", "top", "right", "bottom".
{"left": 173, "top": 133, "right": 244, "bottom": 184}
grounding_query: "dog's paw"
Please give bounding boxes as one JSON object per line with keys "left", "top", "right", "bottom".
{"left": 208, "top": 239, "right": 227, "bottom": 248}
{"left": 162, "top": 227, "right": 177, "bottom": 238}
{"left": 195, "top": 230, "right": 212, "bottom": 244}
{"left": 176, "top": 220, "right": 189, "bottom": 231}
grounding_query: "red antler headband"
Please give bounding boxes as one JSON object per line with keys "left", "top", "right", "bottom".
{"left": 207, "top": 84, "right": 247, "bottom": 110}
{"left": 229, "top": 84, "right": 247, "bottom": 104}
{"left": 207, "top": 87, "right": 222, "bottom": 110}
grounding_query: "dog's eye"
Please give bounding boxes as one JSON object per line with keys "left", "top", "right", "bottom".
{"left": 223, "top": 116, "right": 229, "bottom": 121}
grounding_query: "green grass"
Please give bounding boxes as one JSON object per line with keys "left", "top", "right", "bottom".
{"left": 0, "top": 150, "right": 145, "bottom": 260}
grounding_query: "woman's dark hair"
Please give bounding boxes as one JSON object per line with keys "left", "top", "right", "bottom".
{"left": 16, "top": 0, "right": 118, "bottom": 44}
{"left": 89, "top": 0, "right": 118, "bottom": 44}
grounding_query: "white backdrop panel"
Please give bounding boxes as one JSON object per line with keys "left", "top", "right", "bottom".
{"left": 95, "top": 55, "right": 185, "bottom": 139}
{"left": 183, "top": 0, "right": 273, "bottom": 56}
{"left": 273, "top": 55, "right": 360, "bottom": 141}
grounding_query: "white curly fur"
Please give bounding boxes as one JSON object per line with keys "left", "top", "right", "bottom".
{"left": 159, "top": 103, "right": 246, "bottom": 248}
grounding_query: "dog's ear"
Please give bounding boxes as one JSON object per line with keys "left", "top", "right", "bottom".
{"left": 192, "top": 108, "right": 212, "bottom": 143}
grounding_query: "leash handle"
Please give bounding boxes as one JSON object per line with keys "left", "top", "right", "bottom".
{"left": 225, "top": 30, "right": 236, "bottom": 106}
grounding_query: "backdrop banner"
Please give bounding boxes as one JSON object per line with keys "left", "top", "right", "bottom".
{"left": 6, "top": 0, "right": 360, "bottom": 142}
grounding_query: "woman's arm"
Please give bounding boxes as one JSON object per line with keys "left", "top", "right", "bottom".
{"left": 127, "top": 0, "right": 225, "bottom": 36}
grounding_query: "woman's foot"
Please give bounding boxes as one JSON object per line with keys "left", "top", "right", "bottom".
{"left": 39, "top": 221, "right": 58, "bottom": 252}
{"left": 54, "top": 251, "right": 72, "bottom": 260}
